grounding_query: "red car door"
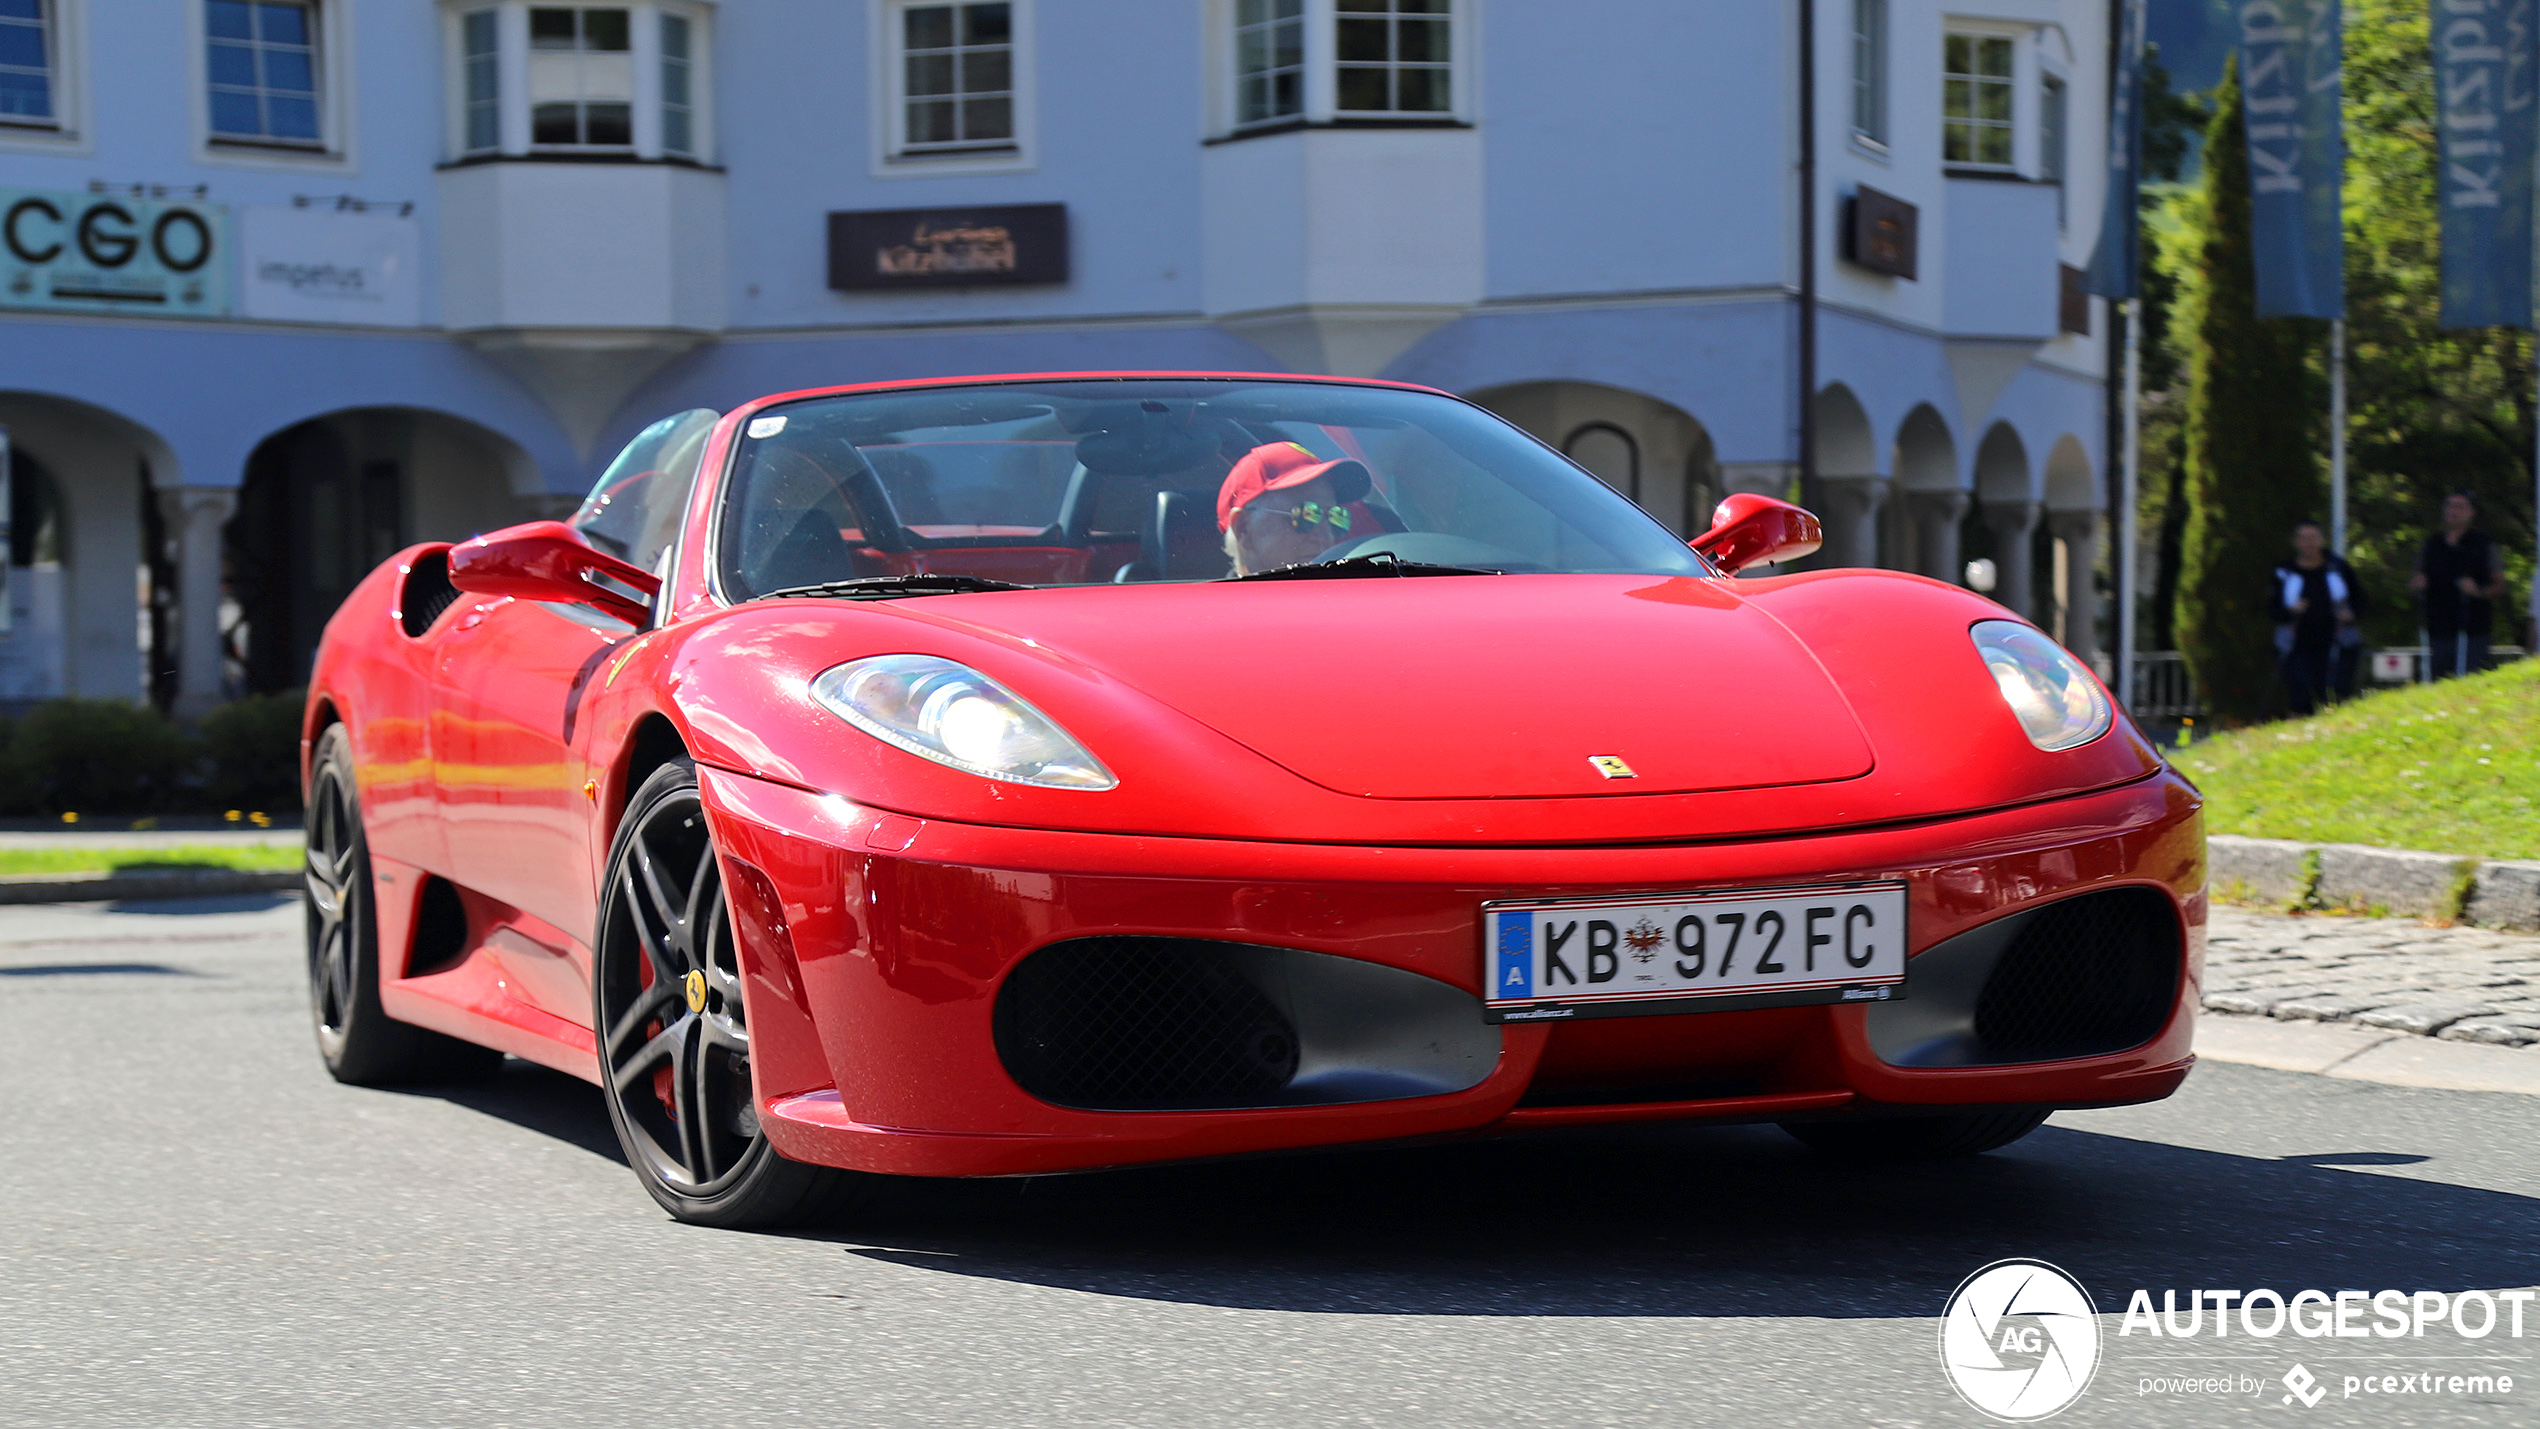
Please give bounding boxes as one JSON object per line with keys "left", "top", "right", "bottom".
{"left": 431, "top": 595, "right": 623, "bottom": 1023}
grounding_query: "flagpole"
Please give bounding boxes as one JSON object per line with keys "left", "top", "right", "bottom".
{"left": 2330, "top": 318, "right": 2347, "bottom": 554}
{"left": 2120, "top": 297, "right": 2141, "bottom": 707}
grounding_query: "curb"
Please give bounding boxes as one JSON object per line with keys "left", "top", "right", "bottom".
{"left": 2209, "top": 834, "right": 2538, "bottom": 928}
{"left": 2194, "top": 1013, "right": 2540, "bottom": 1097}
{"left": 0, "top": 869, "right": 302, "bottom": 905}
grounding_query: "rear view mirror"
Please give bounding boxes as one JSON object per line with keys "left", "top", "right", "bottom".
{"left": 1692, "top": 494, "right": 1824, "bottom": 575}
{"left": 448, "top": 521, "right": 661, "bottom": 625}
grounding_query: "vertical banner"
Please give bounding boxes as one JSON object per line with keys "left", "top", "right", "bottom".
{"left": 0, "top": 425, "right": 12, "bottom": 633}
{"left": 2085, "top": 0, "right": 2147, "bottom": 300}
{"left": 2434, "top": 0, "right": 2538, "bottom": 329}
{"left": 2243, "top": 0, "right": 2346, "bottom": 318}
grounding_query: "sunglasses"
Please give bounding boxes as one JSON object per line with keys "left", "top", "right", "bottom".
{"left": 1245, "top": 501, "right": 1351, "bottom": 533}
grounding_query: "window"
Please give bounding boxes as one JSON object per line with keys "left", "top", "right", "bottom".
{"left": 660, "top": 11, "right": 693, "bottom": 156}
{"left": 1849, "top": 0, "right": 1885, "bottom": 146}
{"left": 1211, "top": 0, "right": 1466, "bottom": 138}
{"left": 461, "top": 9, "right": 497, "bottom": 153}
{"left": 0, "top": 0, "right": 52, "bottom": 126}
{"left": 206, "top": 0, "right": 320, "bottom": 146}
{"left": 1235, "top": 0, "right": 1302, "bottom": 127}
{"left": 1943, "top": 32, "right": 2014, "bottom": 169}
{"left": 530, "top": 7, "right": 632, "bottom": 149}
{"left": 2040, "top": 72, "right": 2067, "bottom": 220}
{"left": 448, "top": 4, "right": 707, "bottom": 163}
{"left": 894, "top": 2, "right": 1013, "bottom": 154}
{"left": 1335, "top": 0, "right": 1448, "bottom": 115}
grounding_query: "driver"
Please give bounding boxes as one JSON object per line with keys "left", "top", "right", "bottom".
{"left": 1217, "top": 442, "right": 1374, "bottom": 575}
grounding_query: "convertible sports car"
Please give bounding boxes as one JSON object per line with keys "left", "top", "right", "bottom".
{"left": 302, "top": 372, "right": 2204, "bottom": 1227}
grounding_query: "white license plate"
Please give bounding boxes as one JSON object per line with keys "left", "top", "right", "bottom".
{"left": 1481, "top": 881, "right": 1908, "bottom": 1022}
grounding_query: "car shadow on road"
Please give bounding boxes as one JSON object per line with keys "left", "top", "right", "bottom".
{"left": 812, "top": 1117, "right": 2540, "bottom": 1320}
{"left": 101, "top": 893, "right": 296, "bottom": 916}
{"left": 382, "top": 1058, "right": 629, "bottom": 1166}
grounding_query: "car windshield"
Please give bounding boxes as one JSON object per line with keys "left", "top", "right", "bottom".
{"left": 714, "top": 378, "right": 1711, "bottom": 599}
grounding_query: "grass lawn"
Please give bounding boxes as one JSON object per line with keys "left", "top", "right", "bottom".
{"left": 0, "top": 844, "right": 305, "bottom": 877}
{"left": 2171, "top": 657, "right": 2540, "bottom": 860}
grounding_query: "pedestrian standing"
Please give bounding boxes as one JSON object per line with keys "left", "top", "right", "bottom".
{"left": 2269, "top": 519, "right": 2366, "bottom": 716}
{"left": 2410, "top": 490, "right": 2505, "bottom": 681}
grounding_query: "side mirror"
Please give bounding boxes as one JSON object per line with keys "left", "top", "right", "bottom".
{"left": 448, "top": 521, "right": 661, "bottom": 625}
{"left": 1692, "top": 493, "right": 1824, "bottom": 575}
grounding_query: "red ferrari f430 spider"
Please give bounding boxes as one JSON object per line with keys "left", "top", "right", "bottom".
{"left": 301, "top": 373, "right": 2204, "bottom": 1227}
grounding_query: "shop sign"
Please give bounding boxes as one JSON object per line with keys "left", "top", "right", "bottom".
{"left": 0, "top": 186, "right": 231, "bottom": 317}
{"left": 1844, "top": 185, "right": 1918, "bottom": 281}
{"left": 239, "top": 204, "right": 422, "bottom": 327}
{"left": 827, "top": 203, "right": 1069, "bottom": 290}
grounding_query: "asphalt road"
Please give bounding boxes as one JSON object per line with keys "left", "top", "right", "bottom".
{"left": 5, "top": 898, "right": 2536, "bottom": 1429}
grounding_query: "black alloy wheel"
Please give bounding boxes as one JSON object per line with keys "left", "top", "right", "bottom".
{"left": 304, "top": 724, "right": 501, "bottom": 1085}
{"left": 595, "top": 759, "right": 867, "bottom": 1228}
{"left": 1778, "top": 1107, "right": 2052, "bottom": 1159}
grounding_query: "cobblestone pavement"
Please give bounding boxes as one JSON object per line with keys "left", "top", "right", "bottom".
{"left": 2205, "top": 905, "right": 2540, "bottom": 1048}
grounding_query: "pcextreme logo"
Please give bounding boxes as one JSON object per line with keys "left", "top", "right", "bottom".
{"left": 1939, "top": 1259, "right": 2103, "bottom": 1421}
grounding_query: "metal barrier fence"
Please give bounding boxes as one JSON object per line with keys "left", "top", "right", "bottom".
{"left": 2126, "top": 651, "right": 2199, "bottom": 720}
{"left": 2120, "top": 647, "right": 2527, "bottom": 723}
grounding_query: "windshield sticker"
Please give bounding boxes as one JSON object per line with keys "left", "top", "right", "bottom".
{"left": 747, "top": 415, "right": 787, "bottom": 439}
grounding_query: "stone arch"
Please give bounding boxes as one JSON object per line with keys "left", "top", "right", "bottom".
{"left": 1562, "top": 422, "right": 1639, "bottom": 502}
{"left": 1890, "top": 403, "right": 1965, "bottom": 582}
{"left": 0, "top": 391, "right": 180, "bottom": 705}
{"left": 228, "top": 406, "right": 541, "bottom": 694}
{"left": 1813, "top": 383, "right": 1878, "bottom": 479}
{"left": 2040, "top": 434, "right": 2103, "bottom": 663}
{"left": 1971, "top": 421, "right": 2043, "bottom": 621}
{"left": 1466, "top": 381, "right": 1717, "bottom": 537}
{"left": 1810, "top": 383, "right": 1883, "bottom": 566}
{"left": 1893, "top": 403, "right": 1960, "bottom": 491}
{"left": 2042, "top": 433, "right": 2097, "bottom": 511}
{"left": 1973, "top": 421, "right": 2032, "bottom": 502}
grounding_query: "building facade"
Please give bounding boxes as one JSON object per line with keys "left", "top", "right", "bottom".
{"left": 0, "top": 0, "right": 2112, "bottom": 714}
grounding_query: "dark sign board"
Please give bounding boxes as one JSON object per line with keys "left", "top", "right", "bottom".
{"left": 1844, "top": 186, "right": 1918, "bottom": 281}
{"left": 827, "top": 203, "right": 1068, "bottom": 290}
{"left": 2058, "top": 263, "right": 2091, "bottom": 336}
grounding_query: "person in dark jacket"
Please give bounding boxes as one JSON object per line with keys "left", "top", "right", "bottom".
{"left": 2269, "top": 519, "right": 2366, "bottom": 716}
{"left": 2411, "top": 490, "right": 2506, "bottom": 680}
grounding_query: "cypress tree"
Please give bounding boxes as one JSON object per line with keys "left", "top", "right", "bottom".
{"left": 2176, "top": 56, "right": 2324, "bottom": 722}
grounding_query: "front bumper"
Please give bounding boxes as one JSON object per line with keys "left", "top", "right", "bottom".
{"left": 699, "top": 767, "right": 2205, "bottom": 1178}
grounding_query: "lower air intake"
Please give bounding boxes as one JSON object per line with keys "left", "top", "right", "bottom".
{"left": 1866, "top": 885, "right": 2182, "bottom": 1068}
{"left": 1971, "top": 887, "right": 2181, "bottom": 1062}
{"left": 993, "top": 937, "right": 1500, "bottom": 1112}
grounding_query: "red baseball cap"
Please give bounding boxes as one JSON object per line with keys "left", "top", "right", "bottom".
{"left": 1216, "top": 442, "right": 1373, "bottom": 532}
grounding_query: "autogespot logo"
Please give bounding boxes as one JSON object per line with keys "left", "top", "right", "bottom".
{"left": 1940, "top": 1259, "right": 2104, "bottom": 1421}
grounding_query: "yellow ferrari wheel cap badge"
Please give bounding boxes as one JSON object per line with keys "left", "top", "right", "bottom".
{"left": 682, "top": 969, "right": 707, "bottom": 1013}
{"left": 1589, "top": 755, "right": 1637, "bottom": 780}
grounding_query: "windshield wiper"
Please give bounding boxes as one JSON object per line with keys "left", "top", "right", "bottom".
{"left": 1225, "top": 553, "right": 1501, "bottom": 583}
{"left": 757, "top": 573, "right": 1030, "bottom": 601}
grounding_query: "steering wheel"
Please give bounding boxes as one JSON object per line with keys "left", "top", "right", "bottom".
{"left": 1312, "top": 531, "right": 1542, "bottom": 571}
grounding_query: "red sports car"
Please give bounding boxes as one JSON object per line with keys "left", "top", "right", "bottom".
{"left": 301, "top": 373, "right": 2204, "bottom": 1228}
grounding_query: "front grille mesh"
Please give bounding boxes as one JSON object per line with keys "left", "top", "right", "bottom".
{"left": 1972, "top": 887, "right": 2178, "bottom": 1062}
{"left": 994, "top": 938, "right": 1301, "bottom": 1110}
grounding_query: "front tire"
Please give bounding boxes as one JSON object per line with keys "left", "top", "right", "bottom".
{"left": 305, "top": 724, "right": 502, "bottom": 1086}
{"left": 1778, "top": 1108, "right": 2052, "bottom": 1160}
{"left": 594, "top": 759, "right": 869, "bottom": 1229}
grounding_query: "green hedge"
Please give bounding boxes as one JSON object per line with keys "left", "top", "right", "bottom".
{"left": 0, "top": 689, "right": 305, "bottom": 816}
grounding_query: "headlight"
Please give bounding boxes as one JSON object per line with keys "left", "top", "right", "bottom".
{"left": 1971, "top": 620, "right": 2112, "bottom": 752}
{"left": 810, "top": 655, "right": 1117, "bottom": 790}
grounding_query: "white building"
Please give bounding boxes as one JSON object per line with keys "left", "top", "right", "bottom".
{"left": 0, "top": 0, "right": 2113, "bottom": 713}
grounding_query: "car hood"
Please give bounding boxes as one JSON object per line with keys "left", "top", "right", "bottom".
{"left": 926, "top": 575, "right": 1874, "bottom": 799}
{"left": 661, "top": 570, "right": 2168, "bottom": 845}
